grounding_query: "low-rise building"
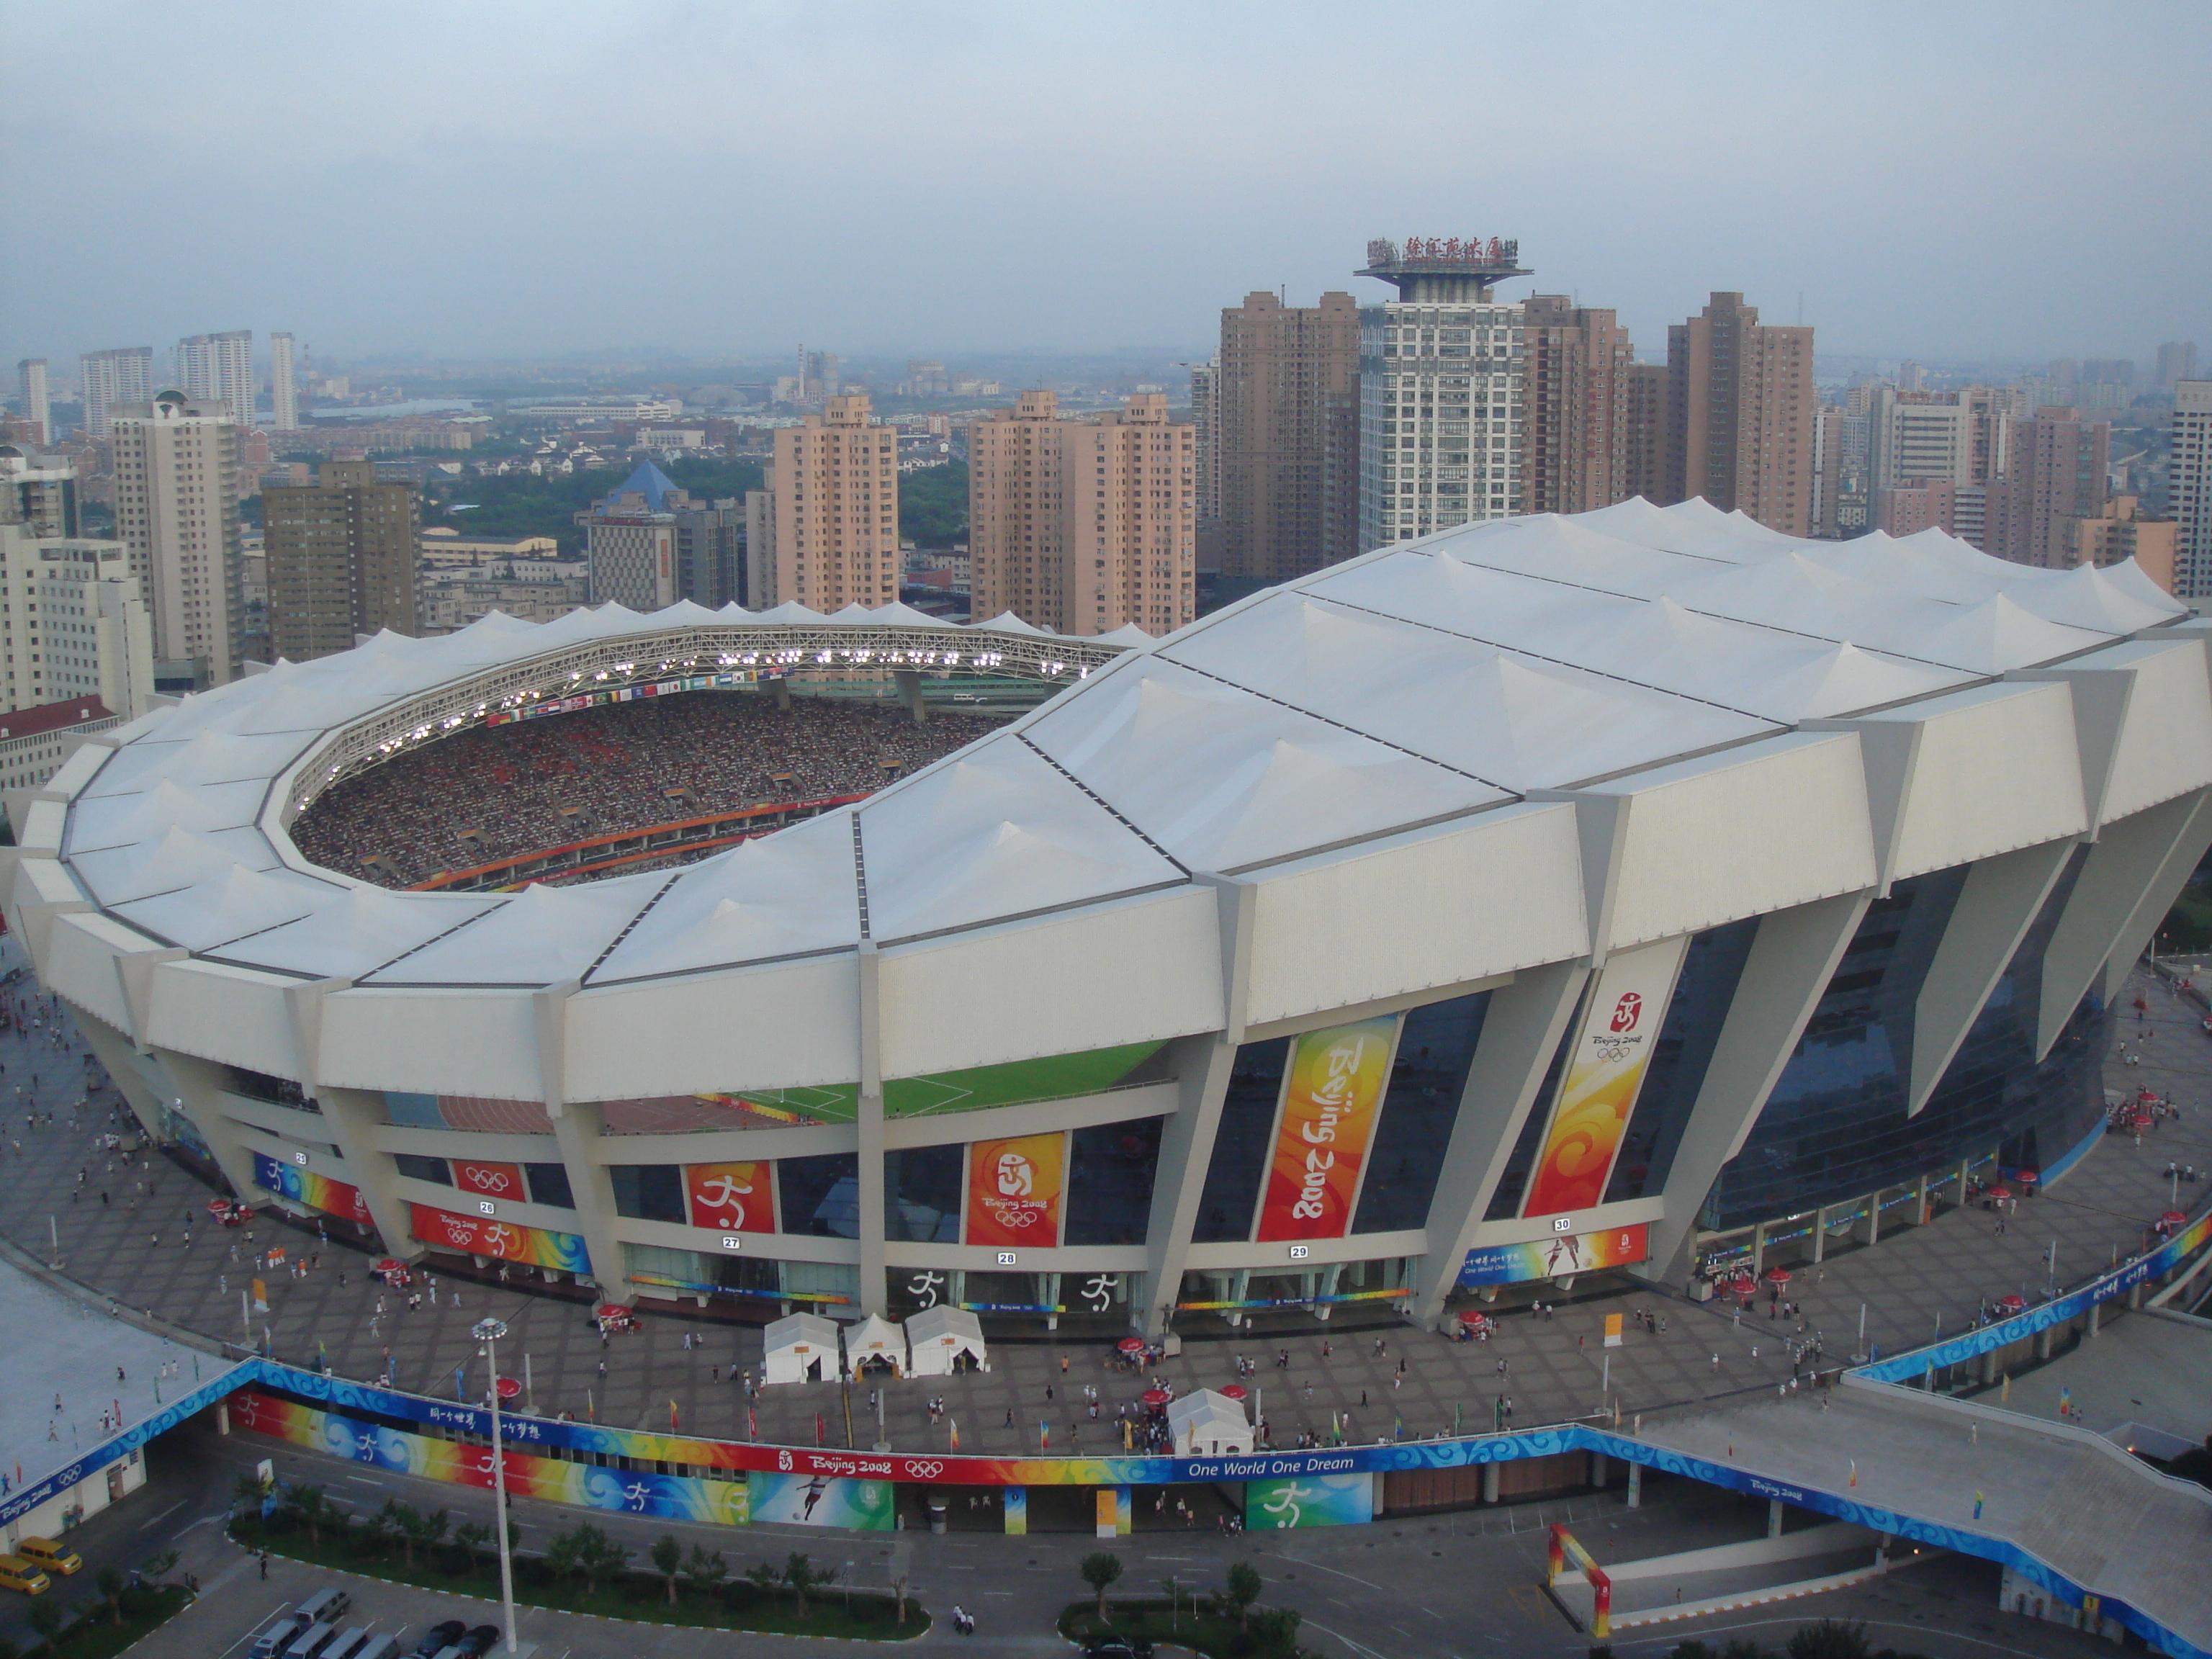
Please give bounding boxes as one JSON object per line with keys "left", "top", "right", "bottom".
{"left": 0, "top": 696, "right": 120, "bottom": 826}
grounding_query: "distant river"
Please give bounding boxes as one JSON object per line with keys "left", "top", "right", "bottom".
{"left": 310, "top": 399, "right": 480, "bottom": 421}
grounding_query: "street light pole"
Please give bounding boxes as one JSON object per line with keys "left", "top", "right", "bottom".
{"left": 474, "top": 1317, "right": 518, "bottom": 1656}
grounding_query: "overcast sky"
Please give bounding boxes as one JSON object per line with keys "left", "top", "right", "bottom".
{"left": 4, "top": 1, "right": 2207, "bottom": 369}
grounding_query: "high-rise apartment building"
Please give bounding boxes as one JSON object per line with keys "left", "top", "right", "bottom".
{"left": 1662, "top": 292, "right": 1816, "bottom": 536}
{"left": 2073, "top": 495, "right": 2176, "bottom": 593}
{"left": 0, "top": 521, "right": 155, "bottom": 719}
{"left": 1215, "top": 291, "right": 1360, "bottom": 580}
{"left": 1986, "top": 408, "right": 2110, "bottom": 571}
{"left": 78, "top": 347, "right": 153, "bottom": 441}
{"left": 1621, "top": 362, "right": 1669, "bottom": 505}
{"left": 263, "top": 459, "right": 419, "bottom": 662}
{"left": 1188, "top": 359, "right": 1220, "bottom": 566}
{"left": 1, "top": 449, "right": 77, "bottom": 539}
{"left": 1357, "top": 236, "right": 1529, "bottom": 551}
{"left": 108, "top": 394, "right": 243, "bottom": 685}
{"left": 270, "top": 333, "right": 300, "bottom": 431}
{"left": 672, "top": 496, "right": 745, "bottom": 608}
{"left": 745, "top": 395, "right": 897, "bottom": 611}
{"left": 16, "top": 361, "right": 49, "bottom": 446}
{"left": 2172, "top": 382, "right": 2212, "bottom": 598}
{"left": 1521, "top": 295, "right": 1634, "bottom": 516}
{"left": 2157, "top": 343, "right": 2200, "bottom": 392}
{"left": 1809, "top": 405, "right": 1846, "bottom": 539}
{"left": 968, "top": 390, "right": 1195, "bottom": 637}
{"left": 175, "top": 331, "right": 254, "bottom": 423}
{"left": 1868, "top": 388, "right": 1971, "bottom": 498}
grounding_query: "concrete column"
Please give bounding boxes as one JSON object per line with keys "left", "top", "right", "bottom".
{"left": 1411, "top": 959, "right": 1591, "bottom": 1324}
{"left": 1140, "top": 879, "right": 1253, "bottom": 1338}
{"left": 894, "top": 670, "right": 927, "bottom": 724}
{"left": 772, "top": 678, "right": 792, "bottom": 710}
{"left": 2035, "top": 1328, "right": 2053, "bottom": 1362}
{"left": 550, "top": 1100, "right": 627, "bottom": 1295}
{"left": 1812, "top": 1205, "right": 1828, "bottom": 1264}
{"left": 74, "top": 1005, "right": 176, "bottom": 1146}
{"left": 1768, "top": 1498, "right": 1785, "bottom": 1538}
{"left": 1916, "top": 1174, "right": 1930, "bottom": 1226}
{"left": 1589, "top": 1452, "right": 1609, "bottom": 1488}
{"left": 316, "top": 1086, "right": 418, "bottom": 1255}
{"left": 2098, "top": 786, "right": 2212, "bottom": 1007}
{"left": 2087, "top": 1301, "right": 2100, "bottom": 1338}
{"left": 160, "top": 1051, "right": 284, "bottom": 1213}
{"left": 1637, "top": 891, "right": 1874, "bottom": 1285}
{"left": 1905, "top": 837, "right": 2077, "bottom": 1113}
{"left": 1625, "top": 1463, "right": 1642, "bottom": 1509}
{"left": 2036, "top": 791, "right": 2209, "bottom": 1058}
{"left": 1866, "top": 1192, "right": 1881, "bottom": 1247}
{"left": 855, "top": 942, "right": 888, "bottom": 1317}
{"left": 1750, "top": 1223, "right": 1766, "bottom": 1274}
{"left": 1481, "top": 1463, "right": 1499, "bottom": 1503}
{"left": 1979, "top": 1349, "right": 1998, "bottom": 1387}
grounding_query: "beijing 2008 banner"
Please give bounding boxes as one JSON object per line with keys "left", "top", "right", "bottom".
{"left": 964, "top": 1132, "right": 1066, "bottom": 1249}
{"left": 1254, "top": 1016, "right": 1399, "bottom": 1242}
{"left": 408, "top": 1203, "right": 591, "bottom": 1274}
{"left": 1519, "top": 937, "right": 1689, "bottom": 1218}
{"left": 685, "top": 1161, "right": 776, "bottom": 1232}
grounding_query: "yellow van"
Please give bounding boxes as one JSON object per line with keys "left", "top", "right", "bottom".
{"left": 0, "top": 1556, "right": 52, "bottom": 1595}
{"left": 15, "top": 1538, "right": 80, "bottom": 1575}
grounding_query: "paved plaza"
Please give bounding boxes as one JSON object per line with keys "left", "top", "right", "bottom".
{"left": 0, "top": 933, "right": 2207, "bottom": 1465}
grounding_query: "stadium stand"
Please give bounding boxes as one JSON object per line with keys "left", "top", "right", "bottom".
{"left": 289, "top": 691, "right": 998, "bottom": 887}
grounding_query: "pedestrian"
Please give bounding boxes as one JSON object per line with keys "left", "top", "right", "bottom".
{"left": 258, "top": 1550, "right": 269, "bottom": 1581}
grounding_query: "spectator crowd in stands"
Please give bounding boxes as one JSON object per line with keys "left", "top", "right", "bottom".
{"left": 291, "top": 690, "right": 999, "bottom": 887}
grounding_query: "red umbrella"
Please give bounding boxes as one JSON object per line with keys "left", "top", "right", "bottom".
{"left": 595, "top": 1303, "right": 632, "bottom": 1321}
{"left": 1220, "top": 1383, "right": 1248, "bottom": 1401}
{"left": 1141, "top": 1388, "right": 1170, "bottom": 1408}
{"left": 1997, "top": 1293, "right": 2027, "bottom": 1313}
{"left": 2160, "top": 1210, "right": 2188, "bottom": 1229}
{"left": 1986, "top": 1184, "right": 2013, "bottom": 1201}
{"left": 2014, "top": 1170, "right": 2039, "bottom": 1187}
{"left": 1457, "top": 1308, "right": 1493, "bottom": 1328}
{"left": 1116, "top": 1336, "right": 1145, "bottom": 1353}
{"left": 206, "top": 1198, "right": 233, "bottom": 1217}
{"left": 1762, "top": 1265, "right": 1791, "bottom": 1284}
{"left": 495, "top": 1376, "right": 521, "bottom": 1402}
{"left": 372, "top": 1258, "right": 404, "bottom": 1275}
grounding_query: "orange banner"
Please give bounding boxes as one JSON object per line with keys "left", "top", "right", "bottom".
{"left": 451, "top": 1159, "right": 524, "bottom": 1200}
{"left": 1254, "top": 1015, "right": 1399, "bottom": 1242}
{"left": 685, "top": 1161, "right": 776, "bottom": 1233}
{"left": 964, "top": 1132, "right": 1066, "bottom": 1249}
{"left": 1520, "top": 936, "right": 1689, "bottom": 1217}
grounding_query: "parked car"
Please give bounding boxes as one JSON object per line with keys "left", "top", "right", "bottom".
{"left": 410, "top": 1622, "right": 466, "bottom": 1659}
{"left": 456, "top": 1626, "right": 500, "bottom": 1657}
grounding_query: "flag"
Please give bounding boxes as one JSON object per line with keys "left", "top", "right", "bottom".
{"left": 1040, "top": 1420, "right": 1051, "bottom": 1450}
{"left": 1973, "top": 1490, "right": 1984, "bottom": 1519}
{"left": 815, "top": 1412, "right": 825, "bottom": 1446}
{"left": 1393, "top": 1413, "right": 1402, "bottom": 1440}
{"left": 950, "top": 1419, "right": 960, "bottom": 1452}
{"left": 670, "top": 1400, "right": 680, "bottom": 1431}
{"left": 1848, "top": 1460, "right": 1857, "bottom": 1488}
{"left": 747, "top": 1406, "right": 757, "bottom": 1439}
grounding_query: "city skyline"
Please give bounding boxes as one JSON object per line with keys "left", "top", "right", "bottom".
{"left": 4, "top": 2, "right": 2208, "bottom": 364}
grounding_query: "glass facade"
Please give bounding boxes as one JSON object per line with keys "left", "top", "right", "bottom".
{"left": 609, "top": 1162, "right": 685, "bottom": 1224}
{"left": 1604, "top": 920, "right": 1761, "bottom": 1203}
{"left": 1192, "top": 1035, "right": 1287, "bottom": 1242}
{"left": 778, "top": 1152, "right": 860, "bottom": 1238}
{"left": 1354, "top": 991, "right": 1489, "bottom": 1233}
{"left": 523, "top": 1161, "right": 575, "bottom": 1209}
{"left": 1710, "top": 851, "right": 2103, "bottom": 1227}
{"left": 393, "top": 1153, "right": 451, "bottom": 1187}
{"left": 886, "top": 1145, "right": 963, "bottom": 1242}
{"left": 1066, "top": 1117, "right": 1164, "bottom": 1246}
{"left": 1484, "top": 996, "right": 1581, "bottom": 1219}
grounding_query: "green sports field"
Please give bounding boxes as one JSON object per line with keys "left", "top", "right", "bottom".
{"left": 730, "top": 1040, "right": 1168, "bottom": 1124}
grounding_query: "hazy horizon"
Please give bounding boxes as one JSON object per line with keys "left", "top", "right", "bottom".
{"left": 4, "top": 1, "right": 2208, "bottom": 370}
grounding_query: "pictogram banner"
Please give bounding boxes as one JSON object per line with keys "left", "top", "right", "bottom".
{"left": 1254, "top": 1016, "right": 1399, "bottom": 1242}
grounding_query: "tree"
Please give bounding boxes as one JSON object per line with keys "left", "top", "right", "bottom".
{"left": 650, "top": 1535, "right": 683, "bottom": 1606}
{"left": 1223, "top": 1561, "right": 1263, "bottom": 1632}
{"left": 399, "top": 1506, "right": 449, "bottom": 1570}
{"left": 96, "top": 1564, "right": 127, "bottom": 1626}
{"left": 1249, "top": 1606, "right": 1301, "bottom": 1653}
{"left": 140, "top": 1550, "right": 179, "bottom": 1583}
{"left": 451, "top": 1519, "right": 492, "bottom": 1571}
{"left": 572, "top": 1524, "right": 630, "bottom": 1596}
{"left": 782, "top": 1552, "right": 834, "bottom": 1619}
{"left": 281, "top": 1484, "right": 336, "bottom": 1547}
{"left": 680, "top": 1545, "right": 727, "bottom": 1604}
{"left": 1786, "top": 1623, "right": 1871, "bottom": 1659}
{"left": 543, "top": 1527, "right": 583, "bottom": 1587}
{"left": 27, "top": 1601, "right": 63, "bottom": 1647}
{"left": 232, "top": 1470, "right": 271, "bottom": 1517}
{"left": 1080, "top": 1551, "right": 1123, "bottom": 1621}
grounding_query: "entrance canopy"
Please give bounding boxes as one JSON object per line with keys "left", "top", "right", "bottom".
{"left": 843, "top": 1312, "right": 907, "bottom": 1376}
{"left": 904, "top": 1304, "right": 988, "bottom": 1377}
{"left": 762, "top": 1311, "right": 839, "bottom": 1385}
{"left": 1166, "top": 1388, "right": 1252, "bottom": 1456}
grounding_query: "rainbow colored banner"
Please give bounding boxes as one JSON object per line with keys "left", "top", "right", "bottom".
{"left": 1255, "top": 1016, "right": 1398, "bottom": 1242}
{"left": 1459, "top": 1223, "right": 1650, "bottom": 1287}
{"left": 252, "top": 1154, "right": 373, "bottom": 1226}
{"left": 1520, "top": 937, "right": 1687, "bottom": 1217}
{"left": 408, "top": 1203, "right": 590, "bottom": 1274}
{"left": 230, "top": 1390, "right": 748, "bottom": 1523}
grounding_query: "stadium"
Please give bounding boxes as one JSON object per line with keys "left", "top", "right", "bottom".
{"left": 7, "top": 495, "right": 2211, "bottom": 1340}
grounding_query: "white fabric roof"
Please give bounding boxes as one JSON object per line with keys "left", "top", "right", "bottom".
{"left": 49, "top": 501, "right": 2186, "bottom": 986}
{"left": 763, "top": 1312, "right": 838, "bottom": 1352}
